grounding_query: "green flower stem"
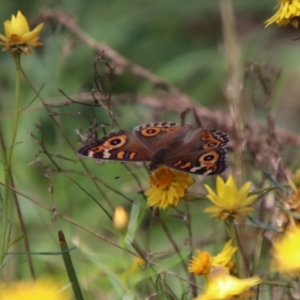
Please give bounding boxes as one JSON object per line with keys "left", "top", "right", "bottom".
{"left": 0, "top": 54, "right": 21, "bottom": 264}
{"left": 226, "top": 219, "right": 241, "bottom": 278}
{"left": 8, "top": 55, "right": 21, "bottom": 165}
{"left": 261, "top": 279, "right": 290, "bottom": 288}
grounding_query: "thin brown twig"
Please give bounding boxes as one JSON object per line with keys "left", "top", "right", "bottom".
{"left": 0, "top": 127, "right": 35, "bottom": 279}
{"left": 20, "top": 67, "right": 115, "bottom": 212}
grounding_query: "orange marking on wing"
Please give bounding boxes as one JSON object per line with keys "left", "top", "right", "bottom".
{"left": 117, "top": 151, "right": 125, "bottom": 159}
{"left": 179, "top": 162, "right": 192, "bottom": 169}
{"left": 163, "top": 127, "right": 181, "bottom": 133}
{"left": 173, "top": 160, "right": 183, "bottom": 166}
{"left": 201, "top": 131, "right": 214, "bottom": 140}
{"left": 141, "top": 127, "right": 161, "bottom": 137}
{"left": 129, "top": 152, "right": 137, "bottom": 159}
{"left": 204, "top": 163, "right": 218, "bottom": 172}
{"left": 198, "top": 151, "right": 219, "bottom": 163}
{"left": 105, "top": 134, "right": 127, "bottom": 148}
{"left": 91, "top": 145, "right": 106, "bottom": 153}
{"left": 202, "top": 139, "right": 221, "bottom": 149}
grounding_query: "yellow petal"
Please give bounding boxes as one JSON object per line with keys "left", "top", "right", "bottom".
{"left": 289, "top": 3, "right": 296, "bottom": 14}
{"left": 204, "top": 184, "right": 218, "bottom": 202}
{"left": 22, "top": 23, "right": 44, "bottom": 43}
{"left": 12, "top": 11, "right": 30, "bottom": 36}
{"left": 280, "top": 2, "right": 289, "bottom": 19}
{"left": 222, "top": 185, "right": 237, "bottom": 207}
{"left": 294, "top": 0, "right": 300, "bottom": 9}
{"left": 237, "top": 181, "right": 251, "bottom": 203}
{"left": 195, "top": 267, "right": 261, "bottom": 300}
{"left": 216, "top": 176, "right": 226, "bottom": 196}
{"left": 226, "top": 175, "right": 238, "bottom": 195}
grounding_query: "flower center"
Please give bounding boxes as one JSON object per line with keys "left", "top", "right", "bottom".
{"left": 150, "top": 167, "right": 174, "bottom": 188}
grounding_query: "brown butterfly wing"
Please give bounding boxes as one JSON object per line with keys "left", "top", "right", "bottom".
{"left": 162, "top": 128, "right": 229, "bottom": 175}
{"left": 77, "top": 130, "right": 152, "bottom": 162}
{"left": 133, "top": 122, "right": 192, "bottom": 151}
{"left": 164, "top": 148, "right": 228, "bottom": 175}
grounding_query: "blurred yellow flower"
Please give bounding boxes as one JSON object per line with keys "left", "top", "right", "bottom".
{"left": 272, "top": 225, "right": 300, "bottom": 276}
{"left": 188, "top": 250, "right": 212, "bottom": 275}
{"left": 211, "top": 240, "right": 236, "bottom": 271}
{"left": 204, "top": 175, "right": 257, "bottom": 220}
{"left": 0, "top": 278, "right": 70, "bottom": 300}
{"left": 195, "top": 266, "right": 261, "bottom": 300}
{"left": 265, "top": 0, "right": 300, "bottom": 28}
{"left": 145, "top": 166, "right": 194, "bottom": 209}
{"left": 188, "top": 240, "right": 236, "bottom": 276}
{"left": 113, "top": 206, "right": 129, "bottom": 229}
{"left": 0, "top": 11, "right": 43, "bottom": 54}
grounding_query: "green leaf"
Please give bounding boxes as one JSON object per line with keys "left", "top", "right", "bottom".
{"left": 20, "top": 83, "right": 45, "bottom": 113}
{"left": 263, "top": 171, "right": 289, "bottom": 193}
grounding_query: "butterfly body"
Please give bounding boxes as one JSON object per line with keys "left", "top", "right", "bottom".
{"left": 77, "top": 122, "right": 229, "bottom": 175}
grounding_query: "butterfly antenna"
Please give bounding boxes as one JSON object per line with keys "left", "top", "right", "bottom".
{"left": 180, "top": 107, "right": 203, "bottom": 128}
{"left": 192, "top": 108, "right": 203, "bottom": 128}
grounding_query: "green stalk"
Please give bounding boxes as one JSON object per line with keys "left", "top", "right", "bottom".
{"left": 59, "top": 231, "right": 84, "bottom": 300}
{"left": 0, "top": 54, "right": 21, "bottom": 264}
{"left": 8, "top": 55, "right": 21, "bottom": 165}
{"left": 226, "top": 219, "right": 241, "bottom": 278}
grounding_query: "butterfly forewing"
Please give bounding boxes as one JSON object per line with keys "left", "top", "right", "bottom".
{"left": 133, "top": 122, "right": 191, "bottom": 152}
{"left": 77, "top": 130, "right": 152, "bottom": 162}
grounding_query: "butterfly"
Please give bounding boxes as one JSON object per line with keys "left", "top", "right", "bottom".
{"left": 77, "top": 122, "right": 229, "bottom": 175}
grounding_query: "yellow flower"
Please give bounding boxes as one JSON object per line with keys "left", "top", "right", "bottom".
{"left": 188, "top": 240, "right": 236, "bottom": 276}
{"left": 272, "top": 225, "right": 300, "bottom": 276}
{"left": 0, "top": 11, "right": 43, "bottom": 54}
{"left": 0, "top": 278, "right": 71, "bottom": 300}
{"left": 195, "top": 266, "right": 261, "bottom": 300}
{"left": 145, "top": 166, "right": 194, "bottom": 209}
{"left": 188, "top": 250, "right": 213, "bottom": 275}
{"left": 204, "top": 175, "right": 257, "bottom": 220}
{"left": 113, "top": 206, "right": 129, "bottom": 229}
{"left": 265, "top": 0, "right": 300, "bottom": 28}
{"left": 211, "top": 240, "right": 237, "bottom": 270}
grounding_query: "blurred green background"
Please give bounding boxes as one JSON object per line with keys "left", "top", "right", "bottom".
{"left": 0, "top": 0, "right": 298, "bottom": 298}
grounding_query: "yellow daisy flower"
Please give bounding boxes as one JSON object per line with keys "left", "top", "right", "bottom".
{"left": 204, "top": 175, "right": 258, "bottom": 220}
{"left": 145, "top": 166, "right": 194, "bottom": 209}
{"left": 188, "top": 250, "right": 213, "bottom": 275}
{"left": 211, "top": 240, "right": 237, "bottom": 270}
{"left": 272, "top": 225, "right": 300, "bottom": 276}
{"left": 0, "top": 278, "right": 71, "bottom": 300}
{"left": 0, "top": 11, "right": 43, "bottom": 54}
{"left": 188, "top": 240, "right": 236, "bottom": 276}
{"left": 265, "top": 0, "right": 300, "bottom": 28}
{"left": 195, "top": 266, "right": 261, "bottom": 300}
